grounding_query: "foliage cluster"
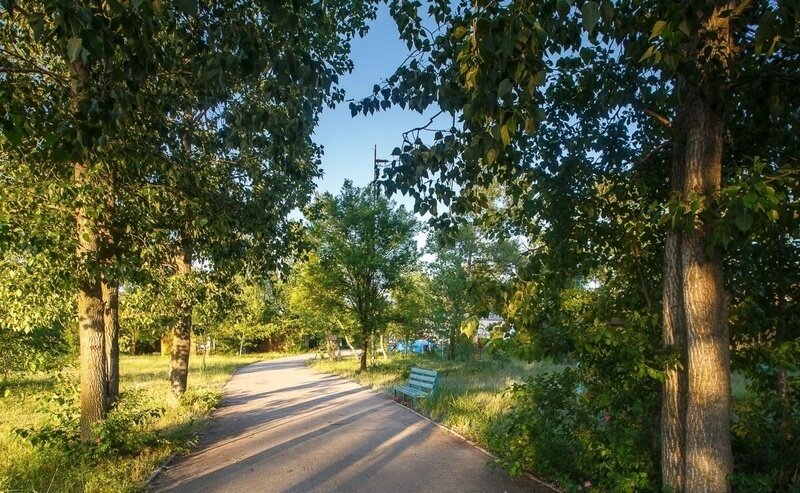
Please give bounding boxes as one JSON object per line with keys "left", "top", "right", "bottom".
{"left": 350, "top": 0, "right": 800, "bottom": 490}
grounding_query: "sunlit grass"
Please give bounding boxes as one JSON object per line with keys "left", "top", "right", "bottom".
{"left": 308, "top": 353, "right": 567, "bottom": 446}
{"left": 0, "top": 352, "right": 283, "bottom": 493}
{"left": 310, "top": 352, "right": 754, "bottom": 466}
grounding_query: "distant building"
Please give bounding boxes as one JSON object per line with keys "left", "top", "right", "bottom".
{"left": 477, "top": 314, "right": 503, "bottom": 339}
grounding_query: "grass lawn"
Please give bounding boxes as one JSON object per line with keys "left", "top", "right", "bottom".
{"left": 309, "top": 353, "right": 568, "bottom": 448}
{"left": 0, "top": 352, "right": 284, "bottom": 493}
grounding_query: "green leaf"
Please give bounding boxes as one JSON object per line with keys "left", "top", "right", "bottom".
{"left": 650, "top": 20, "right": 667, "bottom": 39}
{"left": 497, "top": 78, "right": 513, "bottom": 97}
{"left": 500, "top": 123, "right": 511, "bottom": 146}
{"left": 734, "top": 213, "right": 753, "bottom": 232}
{"left": 532, "top": 70, "right": 546, "bottom": 86}
{"left": 485, "top": 147, "right": 497, "bottom": 165}
{"left": 460, "top": 317, "right": 479, "bottom": 338}
{"left": 67, "top": 37, "right": 82, "bottom": 62}
{"left": 581, "top": 2, "right": 600, "bottom": 35}
{"left": 742, "top": 191, "right": 758, "bottom": 208}
{"left": 452, "top": 25, "right": 469, "bottom": 40}
{"left": 639, "top": 45, "right": 656, "bottom": 63}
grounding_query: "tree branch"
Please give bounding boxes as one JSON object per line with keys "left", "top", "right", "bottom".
{"left": 644, "top": 108, "right": 672, "bottom": 128}
{"left": 0, "top": 66, "right": 68, "bottom": 86}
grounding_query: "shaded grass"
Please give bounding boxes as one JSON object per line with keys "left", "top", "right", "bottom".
{"left": 309, "top": 353, "right": 568, "bottom": 446}
{"left": 0, "top": 352, "right": 286, "bottom": 493}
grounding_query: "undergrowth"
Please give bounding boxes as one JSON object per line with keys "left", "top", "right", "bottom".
{"left": 0, "top": 353, "right": 274, "bottom": 492}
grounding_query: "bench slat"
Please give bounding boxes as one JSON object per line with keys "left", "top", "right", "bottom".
{"left": 395, "top": 385, "right": 426, "bottom": 397}
{"left": 410, "top": 367, "right": 438, "bottom": 377}
{"left": 409, "top": 374, "right": 436, "bottom": 384}
{"left": 409, "top": 379, "right": 435, "bottom": 389}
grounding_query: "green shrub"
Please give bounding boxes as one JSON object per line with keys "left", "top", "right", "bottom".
{"left": 490, "top": 365, "right": 658, "bottom": 492}
{"left": 731, "top": 371, "right": 800, "bottom": 491}
{"left": 14, "top": 373, "right": 164, "bottom": 460}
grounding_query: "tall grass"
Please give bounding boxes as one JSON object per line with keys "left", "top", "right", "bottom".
{"left": 0, "top": 353, "right": 279, "bottom": 493}
{"left": 310, "top": 352, "right": 753, "bottom": 474}
{"left": 309, "top": 353, "right": 568, "bottom": 445}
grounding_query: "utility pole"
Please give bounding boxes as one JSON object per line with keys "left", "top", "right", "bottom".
{"left": 373, "top": 144, "right": 389, "bottom": 199}
{"left": 370, "top": 145, "right": 389, "bottom": 365}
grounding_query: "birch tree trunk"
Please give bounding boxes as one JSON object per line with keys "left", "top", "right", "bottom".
{"left": 344, "top": 336, "right": 359, "bottom": 359}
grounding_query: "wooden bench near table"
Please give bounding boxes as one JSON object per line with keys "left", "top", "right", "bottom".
{"left": 393, "top": 367, "right": 438, "bottom": 406}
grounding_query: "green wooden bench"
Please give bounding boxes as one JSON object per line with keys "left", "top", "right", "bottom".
{"left": 393, "top": 367, "right": 438, "bottom": 406}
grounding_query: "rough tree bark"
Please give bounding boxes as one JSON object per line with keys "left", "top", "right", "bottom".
{"left": 76, "top": 162, "right": 109, "bottom": 440}
{"left": 662, "top": 77, "right": 732, "bottom": 493}
{"left": 169, "top": 234, "right": 193, "bottom": 400}
{"left": 101, "top": 180, "right": 120, "bottom": 406}
{"left": 662, "top": 233, "right": 687, "bottom": 488}
{"left": 359, "top": 330, "right": 369, "bottom": 372}
{"left": 682, "top": 86, "right": 731, "bottom": 493}
{"left": 660, "top": 6, "right": 735, "bottom": 491}
{"left": 102, "top": 278, "right": 120, "bottom": 406}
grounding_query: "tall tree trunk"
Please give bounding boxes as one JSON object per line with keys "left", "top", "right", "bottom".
{"left": 102, "top": 279, "right": 120, "bottom": 406}
{"left": 169, "top": 234, "right": 192, "bottom": 400}
{"left": 360, "top": 321, "right": 369, "bottom": 372}
{"left": 662, "top": 78, "right": 732, "bottom": 492}
{"left": 448, "top": 324, "right": 456, "bottom": 360}
{"left": 100, "top": 173, "right": 120, "bottom": 406}
{"left": 379, "top": 332, "right": 388, "bottom": 360}
{"left": 661, "top": 7, "right": 735, "bottom": 491}
{"left": 75, "top": 162, "right": 109, "bottom": 440}
{"left": 344, "top": 336, "right": 358, "bottom": 359}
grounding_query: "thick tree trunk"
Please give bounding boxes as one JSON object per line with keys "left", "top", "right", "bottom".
{"left": 169, "top": 236, "right": 192, "bottom": 400}
{"left": 100, "top": 172, "right": 120, "bottom": 406}
{"left": 662, "top": 77, "right": 732, "bottom": 492}
{"left": 662, "top": 234, "right": 687, "bottom": 488}
{"left": 102, "top": 279, "right": 120, "bottom": 406}
{"left": 75, "top": 162, "right": 109, "bottom": 440}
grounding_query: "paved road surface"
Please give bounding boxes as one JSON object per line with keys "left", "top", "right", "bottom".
{"left": 150, "top": 355, "right": 554, "bottom": 493}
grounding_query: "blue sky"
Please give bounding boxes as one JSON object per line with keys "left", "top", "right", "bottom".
{"left": 313, "top": 4, "right": 436, "bottom": 212}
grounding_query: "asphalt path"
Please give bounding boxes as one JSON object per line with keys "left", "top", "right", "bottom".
{"left": 150, "top": 354, "right": 554, "bottom": 493}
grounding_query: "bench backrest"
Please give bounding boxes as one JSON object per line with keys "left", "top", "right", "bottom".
{"left": 408, "top": 367, "right": 438, "bottom": 393}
